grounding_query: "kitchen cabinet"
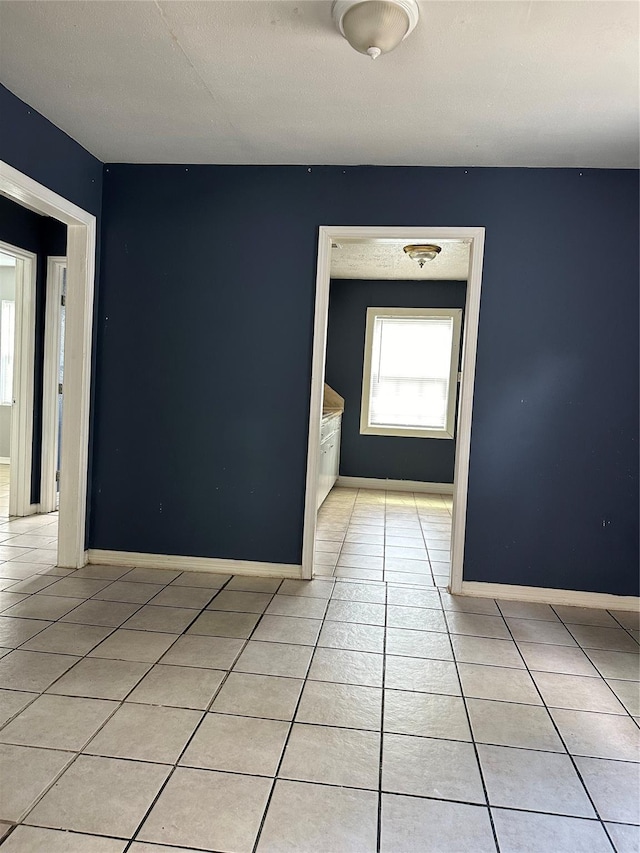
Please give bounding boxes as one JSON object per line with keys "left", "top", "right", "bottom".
{"left": 317, "top": 411, "right": 342, "bottom": 510}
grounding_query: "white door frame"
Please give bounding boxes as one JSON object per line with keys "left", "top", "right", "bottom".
{"left": 302, "top": 225, "right": 486, "bottom": 592}
{"left": 40, "top": 256, "right": 67, "bottom": 514}
{"left": 0, "top": 160, "right": 96, "bottom": 568}
{"left": 0, "top": 240, "right": 37, "bottom": 517}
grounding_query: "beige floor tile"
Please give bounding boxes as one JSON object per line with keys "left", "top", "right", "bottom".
{"left": 491, "top": 808, "right": 612, "bottom": 853}
{"left": 122, "top": 605, "right": 195, "bottom": 634}
{"left": 567, "top": 624, "right": 639, "bottom": 653}
{"left": 256, "top": 779, "right": 377, "bottom": 853}
{"left": 233, "top": 640, "right": 313, "bottom": 678}
{"left": 497, "top": 600, "right": 560, "bottom": 621}
{"left": 385, "top": 655, "right": 460, "bottom": 694}
{"left": 384, "top": 557, "right": 431, "bottom": 573}
{"left": 341, "top": 542, "right": 384, "bottom": 557}
{"left": 3, "top": 595, "right": 80, "bottom": 621}
{"left": 606, "top": 678, "right": 640, "bottom": 716}
{"left": 170, "top": 571, "right": 231, "bottom": 589}
{"left": 459, "top": 663, "right": 542, "bottom": 705}
{"left": 335, "top": 566, "right": 384, "bottom": 581}
{"left": 119, "top": 568, "right": 180, "bottom": 585}
{"left": 92, "top": 581, "right": 164, "bottom": 605}
{"left": 609, "top": 611, "right": 640, "bottom": 631}
{"left": 265, "top": 594, "right": 328, "bottom": 619}
{"left": 251, "top": 615, "right": 322, "bottom": 645}
{"left": 0, "top": 743, "right": 73, "bottom": 821}
{"left": 211, "top": 672, "right": 303, "bottom": 720}
{"left": 309, "top": 647, "right": 383, "bottom": 687}
{"left": 187, "top": 609, "right": 259, "bottom": 639}
{"left": 0, "top": 826, "right": 127, "bottom": 852}
{"left": 467, "top": 698, "right": 565, "bottom": 752}
{"left": 71, "top": 565, "right": 131, "bottom": 581}
{"left": 585, "top": 649, "right": 640, "bottom": 681}
{"left": 40, "top": 577, "right": 113, "bottom": 598}
{"left": 0, "top": 616, "right": 53, "bottom": 647}
{"left": 318, "top": 621, "right": 385, "bottom": 653}
{"left": 85, "top": 702, "right": 201, "bottom": 763}
{"left": 208, "top": 589, "right": 273, "bottom": 613}
{"left": 127, "top": 664, "right": 225, "bottom": 709}
{"left": 505, "top": 618, "right": 577, "bottom": 646}
{"left": 181, "top": 713, "right": 288, "bottom": 775}
{"left": 59, "top": 599, "right": 142, "bottom": 627}
{"left": 21, "top": 622, "right": 112, "bottom": 655}
{"left": 554, "top": 605, "right": 620, "bottom": 628}
{"left": 27, "top": 754, "right": 170, "bottom": 836}
{"left": 280, "top": 722, "right": 380, "bottom": 789}
{"left": 478, "top": 744, "right": 596, "bottom": 816}
{"left": 532, "top": 670, "right": 627, "bottom": 714}
{"left": 384, "top": 688, "right": 471, "bottom": 740}
{"left": 224, "top": 576, "right": 281, "bottom": 593}
{"left": 296, "top": 680, "right": 382, "bottom": 730}
{"left": 517, "top": 641, "right": 599, "bottom": 676}
{"left": 451, "top": 634, "right": 524, "bottom": 669}
{"left": 3, "top": 575, "right": 58, "bottom": 594}
{"left": 386, "top": 627, "right": 453, "bottom": 660}
{"left": 386, "top": 605, "right": 447, "bottom": 632}
{"left": 325, "top": 600, "right": 386, "bottom": 626}
{"left": 386, "top": 586, "right": 440, "bottom": 608}
{"left": 440, "top": 592, "right": 501, "bottom": 616}
{"left": 0, "top": 592, "right": 29, "bottom": 613}
{"left": 0, "top": 694, "right": 117, "bottom": 751}
{"left": 337, "top": 554, "right": 384, "bottom": 571}
{"left": 139, "top": 767, "right": 271, "bottom": 852}
{"left": 159, "top": 635, "right": 244, "bottom": 669}
{"left": 47, "top": 658, "right": 151, "bottom": 700}
{"left": 446, "top": 611, "right": 510, "bottom": 640}
{"left": 87, "top": 628, "right": 177, "bottom": 663}
{"left": 550, "top": 707, "right": 640, "bottom": 761}
{"left": 0, "top": 689, "right": 36, "bottom": 726}
{"left": 0, "top": 650, "right": 79, "bottom": 692}
{"left": 575, "top": 756, "right": 640, "bottom": 824}
{"left": 129, "top": 844, "right": 196, "bottom": 853}
{"left": 381, "top": 794, "right": 496, "bottom": 853}
{"left": 604, "top": 822, "right": 640, "bottom": 853}
{"left": 149, "top": 585, "right": 216, "bottom": 609}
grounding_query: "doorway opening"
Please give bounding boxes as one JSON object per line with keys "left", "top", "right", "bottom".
{"left": 302, "top": 227, "right": 485, "bottom": 594}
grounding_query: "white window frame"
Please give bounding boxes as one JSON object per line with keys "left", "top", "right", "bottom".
{"left": 0, "top": 298, "right": 15, "bottom": 406}
{"left": 360, "top": 307, "right": 462, "bottom": 440}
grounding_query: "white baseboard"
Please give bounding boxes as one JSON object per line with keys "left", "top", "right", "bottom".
{"left": 0, "top": 457, "right": 9, "bottom": 465}
{"left": 459, "top": 580, "right": 640, "bottom": 613}
{"left": 87, "top": 549, "right": 303, "bottom": 579}
{"left": 336, "top": 476, "right": 454, "bottom": 494}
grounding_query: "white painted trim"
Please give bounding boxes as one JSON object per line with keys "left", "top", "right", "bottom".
{"left": 88, "top": 549, "right": 303, "bottom": 579}
{"left": 336, "top": 476, "right": 453, "bottom": 494}
{"left": 0, "top": 241, "right": 36, "bottom": 518}
{"left": 0, "top": 160, "right": 97, "bottom": 569}
{"left": 40, "top": 257, "right": 66, "bottom": 514}
{"left": 0, "top": 457, "right": 10, "bottom": 465}
{"left": 459, "top": 580, "right": 640, "bottom": 613}
{"left": 303, "top": 226, "right": 485, "bottom": 587}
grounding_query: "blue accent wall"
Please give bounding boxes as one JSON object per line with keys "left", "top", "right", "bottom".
{"left": 325, "top": 278, "right": 466, "bottom": 484}
{"left": 95, "top": 164, "right": 639, "bottom": 596}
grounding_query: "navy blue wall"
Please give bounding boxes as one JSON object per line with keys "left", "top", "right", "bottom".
{"left": 0, "top": 195, "right": 66, "bottom": 502}
{"left": 96, "top": 164, "right": 639, "bottom": 595}
{"left": 325, "top": 278, "right": 466, "bottom": 484}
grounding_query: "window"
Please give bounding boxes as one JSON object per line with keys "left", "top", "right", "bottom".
{"left": 360, "top": 307, "right": 462, "bottom": 439}
{"left": 0, "top": 300, "right": 15, "bottom": 406}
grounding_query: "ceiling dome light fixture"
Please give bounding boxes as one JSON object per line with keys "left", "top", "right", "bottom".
{"left": 332, "top": 0, "right": 420, "bottom": 60}
{"left": 403, "top": 244, "right": 442, "bottom": 267}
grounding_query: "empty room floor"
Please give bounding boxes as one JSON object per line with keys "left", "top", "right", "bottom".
{"left": 0, "top": 489, "right": 637, "bottom": 851}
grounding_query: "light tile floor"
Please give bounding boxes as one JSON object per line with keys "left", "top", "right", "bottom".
{"left": 0, "top": 483, "right": 637, "bottom": 851}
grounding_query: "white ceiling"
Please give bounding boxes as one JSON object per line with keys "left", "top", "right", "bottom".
{"left": 0, "top": 1, "right": 638, "bottom": 167}
{"left": 331, "top": 239, "right": 469, "bottom": 279}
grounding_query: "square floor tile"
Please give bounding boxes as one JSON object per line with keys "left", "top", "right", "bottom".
{"left": 609, "top": 611, "right": 640, "bottom": 631}
{"left": 478, "top": 744, "right": 595, "bottom": 816}
{"left": 139, "top": 767, "right": 271, "bottom": 853}
{"left": 567, "top": 625, "right": 639, "bottom": 653}
{"left": 491, "top": 808, "right": 612, "bottom": 853}
{"left": 47, "top": 658, "right": 151, "bottom": 700}
{"left": 308, "top": 647, "right": 383, "bottom": 687}
{"left": 21, "top": 623, "right": 112, "bottom": 655}
{"left": 71, "top": 565, "right": 131, "bottom": 581}
{"left": 280, "top": 722, "right": 380, "bottom": 789}
{"left": 148, "top": 585, "right": 216, "bottom": 609}
{"left": 170, "top": 571, "right": 231, "bottom": 589}
{"left": 40, "top": 577, "right": 113, "bottom": 598}
{"left": 0, "top": 694, "right": 117, "bottom": 751}
{"left": 325, "top": 600, "right": 386, "bottom": 626}
{"left": 234, "top": 640, "right": 313, "bottom": 678}
{"left": 338, "top": 554, "right": 384, "bottom": 571}
{"left": 122, "top": 605, "right": 195, "bottom": 634}
{"left": 0, "top": 592, "right": 29, "bottom": 613}
{"left": 87, "top": 629, "right": 177, "bottom": 663}
{"left": 0, "top": 690, "right": 36, "bottom": 727}
{"left": 159, "top": 635, "right": 244, "bottom": 669}
{"left": 335, "top": 567, "right": 383, "bottom": 581}
{"left": 318, "top": 621, "right": 385, "bottom": 653}
{"left": 606, "top": 678, "right": 640, "bottom": 716}
{"left": 385, "top": 655, "right": 460, "bottom": 694}
{"left": 256, "top": 779, "right": 377, "bottom": 853}
{"left": 506, "top": 618, "right": 578, "bottom": 646}
{"left": 381, "top": 794, "right": 496, "bottom": 853}
{"left": 127, "top": 664, "right": 225, "bottom": 709}
{"left": 0, "top": 826, "right": 127, "bottom": 852}
{"left": 27, "top": 754, "right": 170, "bottom": 836}
{"left": 585, "top": 649, "right": 640, "bottom": 681}
{"left": 458, "top": 663, "right": 542, "bottom": 704}
{"left": 517, "top": 641, "right": 599, "bottom": 676}
{"left": 554, "top": 605, "right": 620, "bottom": 628}
{"left": 467, "top": 698, "right": 565, "bottom": 752}
{"left": 3, "top": 595, "right": 79, "bottom": 621}
{"left": 278, "top": 580, "right": 335, "bottom": 600}
{"left": 440, "top": 593, "right": 500, "bottom": 616}
{"left": 251, "top": 615, "right": 322, "bottom": 645}
{"left": 604, "top": 822, "right": 640, "bottom": 853}
{"left": 383, "top": 733, "right": 484, "bottom": 803}
{"left": 265, "top": 594, "right": 328, "bottom": 619}
{"left": 386, "top": 586, "right": 440, "bottom": 608}
{"left": 296, "top": 680, "right": 382, "bottom": 730}
{"left": 331, "top": 581, "right": 386, "bottom": 604}
{"left": 0, "top": 743, "right": 73, "bottom": 821}
{"left": 0, "top": 617, "right": 52, "bottom": 648}
{"left": 85, "top": 702, "right": 201, "bottom": 763}
{"left": 224, "top": 576, "right": 281, "bottom": 593}
{"left": 187, "top": 610, "right": 259, "bottom": 639}
{"left": 532, "top": 670, "right": 627, "bottom": 714}
{"left": 119, "top": 568, "right": 180, "bottom": 585}
{"left": 550, "top": 707, "right": 640, "bottom": 760}
{"left": 451, "top": 634, "right": 524, "bottom": 669}
{"left": 208, "top": 590, "right": 273, "bottom": 613}
{"left": 574, "top": 756, "right": 640, "bottom": 824}
{"left": 211, "top": 672, "right": 303, "bottom": 720}
{"left": 386, "top": 627, "right": 452, "bottom": 660}
{"left": 0, "top": 650, "right": 79, "bottom": 692}
{"left": 497, "top": 600, "right": 560, "bottom": 621}
{"left": 446, "top": 611, "right": 510, "bottom": 640}
{"left": 60, "top": 600, "right": 142, "bottom": 627}
{"left": 181, "top": 713, "right": 289, "bottom": 775}
{"left": 386, "top": 605, "right": 446, "bottom": 632}
{"left": 384, "top": 689, "right": 471, "bottom": 740}
{"left": 92, "top": 581, "right": 164, "bottom": 605}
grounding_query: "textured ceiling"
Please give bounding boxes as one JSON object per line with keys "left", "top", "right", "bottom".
{"left": 331, "top": 239, "right": 469, "bottom": 280}
{"left": 0, "top": 1, "right": 638, "bottom": 167}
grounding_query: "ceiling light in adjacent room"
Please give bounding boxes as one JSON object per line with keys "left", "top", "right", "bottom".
{"left": 332, "top": 0, "right": 420, "bottom": 59}
{"left": 403, "top": 244, "right": 442, "bottom": 267}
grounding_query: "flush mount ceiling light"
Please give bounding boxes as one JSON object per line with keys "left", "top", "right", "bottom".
{"left": 403, "top": 244, "right": 442, "bottom": 267}
{"left": 332, "top": 0, "right": 420, "bottom": 60}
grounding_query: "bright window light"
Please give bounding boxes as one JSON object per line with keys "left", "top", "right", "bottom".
{"left": 360, "top": 307, "right": 462, "bottom": 439}
{"left": 0, "top": 300, "right": 15, "bottom": 407}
